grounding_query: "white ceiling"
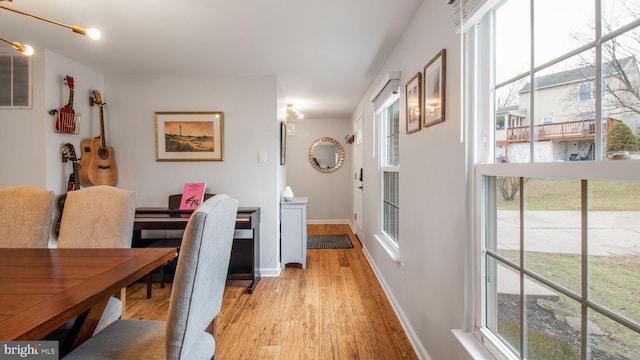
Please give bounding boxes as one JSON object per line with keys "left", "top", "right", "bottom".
{"left": 0, "top": 0, "right": 424, "bottom": 119}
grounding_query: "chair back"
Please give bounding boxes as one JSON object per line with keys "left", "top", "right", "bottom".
{"left": 0, "top": 185, "right": 55, "bottom": 248}
{"left": 165, "top": 194, "right": 238, "bottom": 360}
{"left": 58, "top": 185, "right": 136, "bottom": 248}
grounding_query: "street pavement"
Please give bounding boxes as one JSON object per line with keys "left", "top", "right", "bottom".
{"left": 496, "top": 210, "right": 640, "bottom": 256}
{"left": 494, "top": 210, "right": 640, "bottom": 296}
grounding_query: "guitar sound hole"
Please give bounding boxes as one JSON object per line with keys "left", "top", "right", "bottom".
{"left": 98, "top": 147, "right": 109, "bottom": 160}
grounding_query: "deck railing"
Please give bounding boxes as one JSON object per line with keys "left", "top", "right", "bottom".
{"left": 504, "top": 118, "right": 618, "bottom": 143}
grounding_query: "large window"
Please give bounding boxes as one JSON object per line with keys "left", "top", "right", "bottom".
{"left": 373, "top": 80, "right": 400, "bottom": 255}
{"left": 381, "top": 98, "right": 399, "bottom": 244}
{"left": 468, "top": 1, "right": 640, "bottom": 359}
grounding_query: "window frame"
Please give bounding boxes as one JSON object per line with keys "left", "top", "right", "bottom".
{"left": 374, "top": 91, "right": 401, "bottom": 261}
{"left": 465, "top": 1, "right": 640, "bottom": 359}
{"left": 578, "top": 82, "right": 595, "bottom": 101}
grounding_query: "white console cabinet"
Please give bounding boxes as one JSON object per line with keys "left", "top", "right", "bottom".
{"left": 280, "top": 197, "right": 308, "bottom": 269}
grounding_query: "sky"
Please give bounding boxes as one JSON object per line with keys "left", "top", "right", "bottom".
{"left": 494, "top": 0, "right": 638, "bottom": 85}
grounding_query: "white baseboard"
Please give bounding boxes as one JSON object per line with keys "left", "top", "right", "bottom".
{"left": 258, "top": 267, "right": 281, "bottom": 277}
{"left": 307, "top": 219, "right": 352, "bottom": 225}
{"left": 361, "top": 244, "right": 432, "bottom": 360}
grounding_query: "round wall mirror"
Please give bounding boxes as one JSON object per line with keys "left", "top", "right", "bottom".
{"left": 308, "top": 137, "right": 345, "bottom": 174}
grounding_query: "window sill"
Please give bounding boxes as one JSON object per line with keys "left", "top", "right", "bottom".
{"left": 373, "top": 233, "right": 400, "bottom": 262}
{"left": 451, "top": 330, "right": 498, "bottom": 360}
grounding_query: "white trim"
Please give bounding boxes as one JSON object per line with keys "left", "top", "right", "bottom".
{"left": 451, "top": 0, "right": 500, "bottom": 31}
{"left": 361, "top": 245, "right": 431, "bottom": 360}
{"left": 477, "top": 160, "right": 640, "bottom": 181}
{"left": 468, "top": 1, "right": 640, "bottom": 358}
{"left": 259, "top": 266, "right": 281, "bottom": 277}
{"left": 377, "top": 95, "right": 401, "bottom": 251}
{"left": 451, "top": 330, "right": 498, "bottom": 360}
{"left": 370, "top": 71, "right": 401, "bottom": 102}
{"left": 306, "top": 219, "right": 352, "bottom": 225}
{"left": 373, "top": 233, "right": 400, "bottom": 262}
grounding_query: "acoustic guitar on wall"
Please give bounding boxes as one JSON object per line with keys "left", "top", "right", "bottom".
{"left": 79, "top": 90, "right": 118, "bottom": 186}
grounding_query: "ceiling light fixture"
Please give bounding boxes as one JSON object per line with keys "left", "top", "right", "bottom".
{"left": 0, "top": 35, "right": 33, "bottom": 56}
{"left": 0, "top": 0, "right": 101, "bottom": 56}
{"left": 286, "top": 103, "right": 304, "bottom": 120}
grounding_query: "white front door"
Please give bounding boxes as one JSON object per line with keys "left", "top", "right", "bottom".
{"left": 353, "top": 114, "right": 364, "bottom": 236}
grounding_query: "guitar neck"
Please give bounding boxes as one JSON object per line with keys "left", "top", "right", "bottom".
{"left": 99, "top": 105, "right": 107, "bottom": 148}
{"left": 67, "top": 89, "right": 74, "bottom": 109}
{"left": 72, "top": 161, "right": 80, "bottom": 190}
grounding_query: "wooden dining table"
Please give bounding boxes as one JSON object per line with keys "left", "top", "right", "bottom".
{"left": 0, "top": 247, "right": 176, "bottom": 352}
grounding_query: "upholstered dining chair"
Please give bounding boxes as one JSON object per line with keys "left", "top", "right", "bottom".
{"left": 0, "top": 185, "right": 55, "bottom": 248}
{"left": 64, "top": 194, "right": 239, "bottom": 360}
{"left": 57, "top": 185, "right": 136, "bottom": 249}
{"left": 57, "top": 185, "right": 136, "bottom": 331}
{"left": 145, "top": 192, "right": 217, "bottom": 299}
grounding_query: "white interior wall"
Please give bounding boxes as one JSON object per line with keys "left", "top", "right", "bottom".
{"left": 285, "top": 117, "right": 352, "bottom": 223}
{"left": 105, "top": 74, "right": 282, "bottom": 276}
{"left": 352, "top": 1, "right": 470, "bottom": 359}
{"left": 0, "top": 52, "right": 47, "bottom": 188}
{"left": 1, "top": 1, "right": 478, "bottom": 357}
{"left": 1, "top": 62, "right": 284, "bottom": 275}
{"left": 0, "top": 50, "right": 105, "bottom": 192}
{"left": 43, "top": 50, "right": 105, "bottom": 194}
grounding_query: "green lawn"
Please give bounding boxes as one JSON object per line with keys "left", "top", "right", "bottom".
{"left": 497, "top": 178, "right": 640, "bottom": 211}
{"left": 497, "top": 251, "right": 640, "bottom": 358}
{"left": 494, "top": 177, "right": 640, "bottom": 357}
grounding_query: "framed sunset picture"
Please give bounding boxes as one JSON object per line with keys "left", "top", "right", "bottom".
{"left": 155, "top": 112, "right": 224, "bottom": 161}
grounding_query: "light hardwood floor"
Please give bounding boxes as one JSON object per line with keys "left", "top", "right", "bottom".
{"left": 125, "top": 224, "right": 418, "bottom": 359}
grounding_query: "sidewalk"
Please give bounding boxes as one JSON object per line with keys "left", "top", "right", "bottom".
{"left": 495, "top": 210, "right": 640, "bottom": 297}
{"left": 497, "top": 210, "right": 640, "bottom": 256}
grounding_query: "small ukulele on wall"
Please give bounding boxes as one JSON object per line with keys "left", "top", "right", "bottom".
{"left": 57, "top": 143, "right": 81, "bottom": 233}
{"left": 52, "top": 75, "right": 80, "bottom": 134}
{"left": 61, "top": 143, "right": 80, "bottom": 191}
{"left": 79, "top": 90, "right": 118, "bottom": 186}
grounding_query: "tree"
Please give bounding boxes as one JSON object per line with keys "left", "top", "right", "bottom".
{"left": 606, "top": 121, "right": 639, "bottom": 152}
{"left": 497, "top": 177, "right": 519, "bottom": 201}
{"left": 496, "top": 79, "right": 527, "bottom": 112}
{"left": 572, "top": 1, "right": 640, "bottom": 119}
{"left": 496, "top": 177, "right": 531, "bottom": 201}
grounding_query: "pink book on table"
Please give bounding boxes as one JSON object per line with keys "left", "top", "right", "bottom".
{"left": 179, "top": 182, "right": 206, "bottom": 210}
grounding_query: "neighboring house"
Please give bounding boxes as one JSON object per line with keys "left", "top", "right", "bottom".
{"left": 496, "top": 57, "right": 640, "bottom": 162}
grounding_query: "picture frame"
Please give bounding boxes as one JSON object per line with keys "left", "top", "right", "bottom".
{"left": 423, "top": 49, "right": 446, "bottom": 127}
{"left": 280, "top": 121, "right": 287, "bottom": 165}
{"left": 405, "top": 72, "right": 422, "bottom": 134}
{"left": 154, "top": 112, "right": 224, "bottom": 161}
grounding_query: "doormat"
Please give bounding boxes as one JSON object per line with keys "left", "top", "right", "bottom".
{"left": 308, "top": 234, "right": 354, "bottom": 249}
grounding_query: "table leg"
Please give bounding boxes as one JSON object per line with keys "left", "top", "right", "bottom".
{"left": 62, "top": 296, "right": 110, "bottom": 354}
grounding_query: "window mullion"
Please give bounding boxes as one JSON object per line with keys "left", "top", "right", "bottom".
{"left": 527, "top": 0, "right": 534, "bottom": 164}
{"left": 519, "top": 176, "right": 526, "bottom": 358}
{"left": 581, "top": 180, "right": 589, "bottom": 360}
{"left": 594, "top": 0, "right": 603, "bottom": 161}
